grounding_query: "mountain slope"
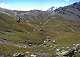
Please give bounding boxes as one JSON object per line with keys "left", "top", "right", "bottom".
{"left": 54, "top": 2, "right": 80, "bottom": 20}
{"left": 0, "top": 2, "right": 80, "bottom": 57}
{"left": 0, "top": 11, "right": 80, "bottom": 46}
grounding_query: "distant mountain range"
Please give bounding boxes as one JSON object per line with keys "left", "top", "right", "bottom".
{"left": 54, "top": 1, "right": 80, "bottom": 20}
{"left": 0, "top": 2, "right": 80, "bottom": 57}
{"left": 0, "top": 1, "right": 80, "bottom": 21}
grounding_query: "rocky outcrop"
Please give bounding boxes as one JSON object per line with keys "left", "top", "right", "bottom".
{"left": 13, "top": 52, "right": 49, "bottom": 57}
{"left": 54, "top": 2, "right": 80, "bottom": 20}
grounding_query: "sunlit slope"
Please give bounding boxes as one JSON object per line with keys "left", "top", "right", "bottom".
{"left": 42, "top": 15, "right": 80, "bottom": 47}
{"left": 0, "top": 11, "right": 80, "bottom": 57}
{"left": 0, "top": 12, "right": 45, "bottom": 45}
{"left": 0, "top": 12, "right": 80, "bottom": 46}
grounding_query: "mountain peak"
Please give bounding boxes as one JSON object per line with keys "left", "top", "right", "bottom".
{"left": 54, "top": 1, "right": 80, "bottom": 20}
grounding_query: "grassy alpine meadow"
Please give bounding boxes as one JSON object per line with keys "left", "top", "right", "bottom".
{"left": 0, "top": 8, "right": 80, "bottom": 57}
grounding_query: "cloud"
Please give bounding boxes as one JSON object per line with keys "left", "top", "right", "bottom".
{"left": 0, "top": 2, "right": 8, "bottom": 8}
{"left": 0, "top": 3, "right": 6, "bottom": 7}
{"left": 0, "top": 2, "right": 13, "bottom": 10}
{"left": 0, "top": 0, "right": 8, "bottom": 7}
{"left": 0, "top": 0, "right": 7, "bottom": 3}
{"left": 63, "top": 0, "right": 80, "bottom": 3}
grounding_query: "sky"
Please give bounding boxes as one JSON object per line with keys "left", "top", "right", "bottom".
{"left": 0, "top": 0, "right": 80, "bottom": 11}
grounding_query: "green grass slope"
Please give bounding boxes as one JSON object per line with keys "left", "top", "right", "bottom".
{"left": 0, "top": 12, "right": 80, "bottom": 57}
